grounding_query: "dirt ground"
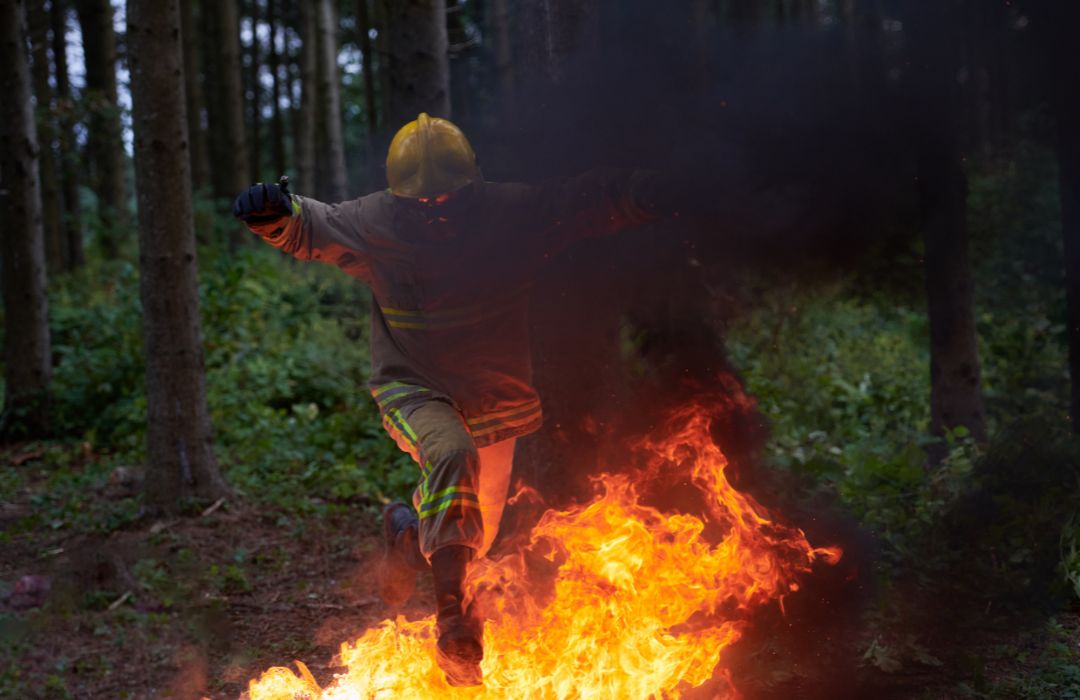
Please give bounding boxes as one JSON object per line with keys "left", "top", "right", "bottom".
{"left": 1, "top": 497, "right": 429, "bottom": 699}
{"left": 2, "top": 446, "right": 1078, "bottom": 699}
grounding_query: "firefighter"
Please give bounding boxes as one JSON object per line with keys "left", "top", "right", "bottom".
{"left": 233, "top": 113, "right": 664, "bottom": 686}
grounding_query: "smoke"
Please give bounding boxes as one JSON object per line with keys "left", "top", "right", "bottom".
{"left": 462, "top": 3, "right": 1032, "bottom": 696}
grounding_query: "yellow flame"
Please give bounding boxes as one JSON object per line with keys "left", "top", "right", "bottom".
{"left": 248, "top": 398, "right": 841, "bottom": 699}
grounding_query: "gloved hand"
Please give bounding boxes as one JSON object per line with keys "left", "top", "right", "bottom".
{"left": 233, "top": 182, "right": 292, "bottom": 224}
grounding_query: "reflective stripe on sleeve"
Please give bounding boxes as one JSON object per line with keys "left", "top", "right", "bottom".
{"left": 371, "top": 381, "right": 431, "bottom": 411}
{"left": 382, "top": 408, "right": 421, "bottom": 462}
{"left": 380, "top": 286, "right": 529, "bottom": 331}
{"left": 467, "top": 399, "right": 543, "bottom": 439}
{"left": 418, "top": 485, "right": 480, "bottom": 519}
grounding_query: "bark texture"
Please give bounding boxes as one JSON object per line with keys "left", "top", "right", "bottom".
{"left": 489, "top": 0, "right": 514, "bottom": 112}
{"left": 356, "top": 0, "right": 380, "bottom": 186}
{"left": 908, "top": 2, "right": 987, "bottom": 448}
{"left": 180, "top": 0, "right": 210, "bottom": 193}
{"left": 1, "top": 0, "right": 52, "bottom": 438}
{"left": 128, "top": 0, "right": 229, "bottom": 510}
{"left": 267, "top": 0, "right": 286, "bottom": 175}
{"left": 208, "top": 0, "right": 249, "bottom": 205}
{"left": 315, "top": 0, "right": 348, "bottom": 200}
{"left": 295, "top": 0, "right": 316, "bottom": 194}
{"left": 199, "top": 0, "right": 223, "bottom": 192}
{"left": 51, "top": 0, "right": 84, "bottom": 268}
{"left": 246, "top": 0, "right": 262, "bottom": 182}
{"left": 28, "top": 0, "right": 65, "bottom": 272}
{"left": 74, "top": 0, "right": 128, "bottom": 256}
{"left": 919, "top": 139, "right": 987, "bottom": 444}
{"left": 1053, "top": 3, "right": 1080, "bottom": 432}
{"left": 385, "top": 0, "right": 450, "bottom": 125}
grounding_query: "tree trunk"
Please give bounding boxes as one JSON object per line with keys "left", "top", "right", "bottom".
{"left": 315, "top": 0, "right": 347, "bottom": 200}
{"left": 179, "top": 0, "right": 210, "bottom": 194}
{"left": 356, "top": 0, "right": 380, "bottom": 187}
{"left": 295, "top": 0, "right": 316, "bottom": 195}
{"left": 128, "top": 0, "right": 229, "bottom": 511}
{"left": 447, "top": 1, "right": 471, "bottom": 122}
{"left": 374, "top": 0, "right": 392, "bottom": 120}
{"left": 200, "top": 0, "right": 224, "bottom": 195}
{"left": 919, "top": 136, "right": 987, "bottom": 446}
{"left": 28, "top": 0, "right": 66, "bottom": 273}
{"left": 1052, "top": 4, "right": 1080, "bottom": 432}
{"left": 512, "top": 0, "right": 550, "bottom": 97}
{"left": 51, "top": 0, "right": 84, "bottom": 269}
{"left": 489, "top": 0, "right": 514, "bottom": 114}
{"left": 267, "top": 0, "right": 286, "bottom": 175}
{"left": 0, "top": 0, "right": 51, "bottom": 438}
{"left": 906, "top": 2, "right": 987, "bottom": 450}
{"left": 385, "top": 0, "right": 450, "bottom": 126}
{"left": 247, "top": 0, "right": 262, "bottom": 182}
{"left": 74, "top": 0, "right": 129, "bottom": 257}
{"left": 211, "top": 0, "right": 248, "bottom": 207}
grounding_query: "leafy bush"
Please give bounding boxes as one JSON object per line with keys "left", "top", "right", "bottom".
{"left": 37, "top": 219, "right": 416, "bottom": 516}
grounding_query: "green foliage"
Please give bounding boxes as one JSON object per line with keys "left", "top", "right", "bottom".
{"left": 196, "top": 248, "right": 415, "bottom": 510}
{"left": 968, "top": 147, "right": 1069, "bottom": 427}
{"left": 954, "top": 619, "right": 1080, "bottom": 700}
{"left": 1, "top": 443, "right": 140, "bottom": 535}
{"left": 728, "top": 146, "right": 1076, "bottom": 588}
{"left": 16, "top": 203, "right": 415, "bottom": 526}
{"left": 48, "top": 260, "right": 145, "bottom": 452}
{"left": 727, "top": 282, "right": 944, "bottom": 566}
{"left": 1064, "top": 517, "right": 1080, "bottom": 600}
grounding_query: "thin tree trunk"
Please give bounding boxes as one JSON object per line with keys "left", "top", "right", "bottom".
{"left": 296, "top": 0, "right": 316, "bottom": 195}
{"left": 0, "top": 0, "right": 51, "bottom": 438}
{"left": 489, "top": 0, "right": 514, "bottom": 115}
{"left": 247, "top": 0, "right": 262, "bottom": 182}
{"left": 919, "top": 137, "right": 987, "bottom": 446}
{"left": 447, "top": 1, "right": 471, "bottom": 122}
{"left": 374, "top": 0, "right": 391, "bottom": 121}
{"left": 1053, "top": 4, "right": 1080, "bottom": 432}
{"left": 214, "top": 0, "right": 249, "bottom": 245}
{"left": 315, "top": 0, "right": 347, "bottom": 200}
{"left": 74, "top": 0, "right": 129, "bottom": 257}
{"left": 28, "top": 0, "right": 66, "bottom": 273}
{"left": 267, "top": 0, "right": 286, "bottom": 175}
{"left": 908, "top": 2, "right": 987, "bottom": 450}
{"left": 128, "top": 0, "right": 229, "bottom": 511}
{"left": 200, "top": 0, "right": 225, "bottom": 197}
{"left": 180, "top": 0, "right": 210, "bottom": 194}
{"left": 51, "top": 0, "right": 84, "bottom": 268}
{"left": 356, "top": 0, "right": 379, "bottom": 186}
{"left": 286, "top": 23, "right": 299, "bottom": 172}
{"left": 385, "top": 0, "right": 450, "bottom": 125}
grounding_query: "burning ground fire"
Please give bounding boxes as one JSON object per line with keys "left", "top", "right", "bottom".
{"left": 246, "top": 395, "right": 842, "bottom": 699}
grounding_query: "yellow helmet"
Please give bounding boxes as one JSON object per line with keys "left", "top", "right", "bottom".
{"left": 386, "top": 113, "right": 481, "bottom": 198}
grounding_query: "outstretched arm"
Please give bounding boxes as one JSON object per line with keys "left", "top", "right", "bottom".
{"left": 233, "top": 182, "right": 371, "bottom": 278}
{"left": 518, "top": 167, "right": 667, "bottom": 255}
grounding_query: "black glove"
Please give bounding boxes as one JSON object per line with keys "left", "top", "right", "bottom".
{"left": 233, "top": 182, "right": 292, "bottom": 223}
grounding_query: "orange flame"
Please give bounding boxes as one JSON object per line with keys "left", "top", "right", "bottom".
{"left": 247, "top": 396, "right": 841, "bottom": 699}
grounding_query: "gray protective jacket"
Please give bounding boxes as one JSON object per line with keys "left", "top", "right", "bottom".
{"left": 247, "top": 168, "right": 657, "bottom": 446}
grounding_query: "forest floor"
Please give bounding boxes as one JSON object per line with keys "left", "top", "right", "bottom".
{"left": 2, "top": 441, "right": 1078, "bottom": 699}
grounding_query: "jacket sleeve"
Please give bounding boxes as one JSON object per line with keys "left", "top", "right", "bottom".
{"left": 518, "top": 167, "right": 661, "bottom": 256}
{"left": 245, "top": 195, "right": 371, "bottom": 279}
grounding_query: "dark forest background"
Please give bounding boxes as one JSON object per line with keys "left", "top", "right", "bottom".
{"left": 2, "top": 0, "right": 1080, "bottom": 697}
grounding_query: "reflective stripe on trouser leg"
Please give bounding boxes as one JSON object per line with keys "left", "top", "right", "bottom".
{"left": 393, "top": 401, "right": 483, "bottom": 557}
{"left": 476, "top": 438, "right": 516, "bottom": 557}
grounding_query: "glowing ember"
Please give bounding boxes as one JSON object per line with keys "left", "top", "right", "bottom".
{"left": 246, "top": 396, "right": 842, "bottom": 699}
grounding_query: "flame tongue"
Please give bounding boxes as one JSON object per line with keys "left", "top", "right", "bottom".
{"left": 248, "top": 398, "right": 842, "bottom": 699}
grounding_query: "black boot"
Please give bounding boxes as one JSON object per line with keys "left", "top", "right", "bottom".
{"left": 376, "top": 502, "right": 428, "bottom": 607}
{"left": 431, "top": 545, "right": 483, "bottom": 687}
